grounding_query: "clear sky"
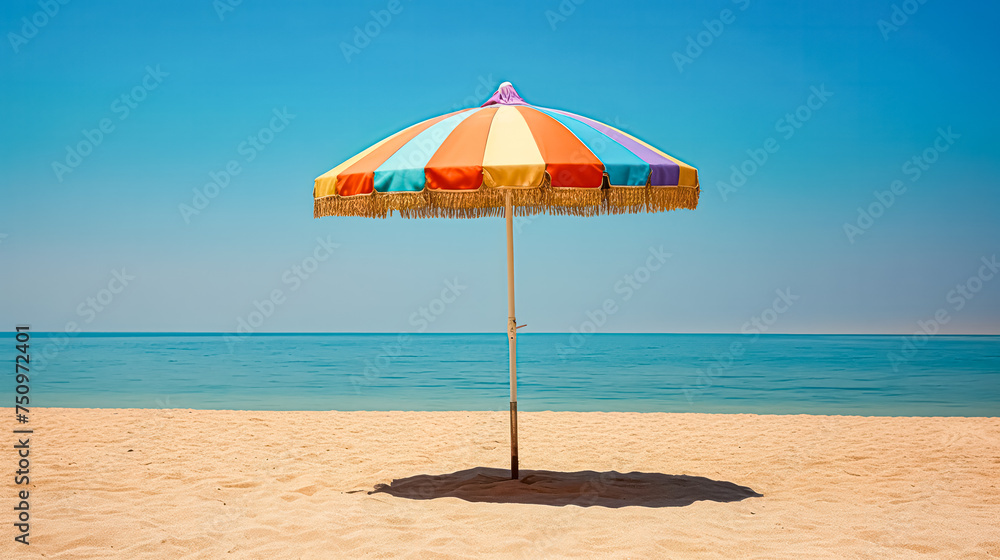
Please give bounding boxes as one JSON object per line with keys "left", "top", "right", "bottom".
{"left": 1, "top": 0, "right": 998, "bottom": 334}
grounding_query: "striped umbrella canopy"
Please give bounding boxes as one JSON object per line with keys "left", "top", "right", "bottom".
{"left": 314, "top": 82, "right": 699, "bottom": 219}
{"left": 313, "top": 83, "right": 699, "bottom": 480}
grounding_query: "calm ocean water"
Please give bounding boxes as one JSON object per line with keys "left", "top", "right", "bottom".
{"left": 16, "top": 333, "right": 1000, "bottom": 416}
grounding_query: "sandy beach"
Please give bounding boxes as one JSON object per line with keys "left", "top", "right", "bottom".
{"left": 3, "top": 408, "right": 998, "bottom": 559}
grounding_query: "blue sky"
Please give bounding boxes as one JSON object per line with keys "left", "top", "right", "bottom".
{"left": 1, "top": 0, "right": 998, "bottom": 334}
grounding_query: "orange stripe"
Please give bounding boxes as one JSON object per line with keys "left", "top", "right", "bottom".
{"left": 425, "top": 107, "right": 497, "bottom": 191}
{"left": 515, "top": 106, "right": 604, "bottom": 188}
{"left": 337, "top": 111, "right": 462, "bottom": 196}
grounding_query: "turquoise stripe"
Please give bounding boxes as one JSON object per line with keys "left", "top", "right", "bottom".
{"left": 373, "top": 109, "right": 478, "bottom": 192}
{"left": 530, "top": 107, "right": 650, "bottom": 186}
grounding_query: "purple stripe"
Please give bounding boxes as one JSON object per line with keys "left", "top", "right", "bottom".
{"left": 542, "top": 107, "right": 680, "bottom": 186}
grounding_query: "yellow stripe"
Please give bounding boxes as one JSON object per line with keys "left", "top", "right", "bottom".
{"left": 481, "top": 106, "right": 545, "bottom": 188}
{"left": 313, "top": 116, "right": 439, "bottom": 198}
{"left": 602, "top": 124, "right": 699, "bottom": 187}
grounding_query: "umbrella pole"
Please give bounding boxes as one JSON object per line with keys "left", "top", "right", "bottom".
{"left": 505, "top": 191, "right": 519, "bottom": 480}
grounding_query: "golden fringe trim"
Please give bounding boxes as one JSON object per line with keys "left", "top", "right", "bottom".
{"left": 545, "top": 187, "right": 605, "bottom": 217}
{"left": 648, "top": 185, "right": 699, "bottom": 212}
{"left": 314, "top": 185, "right": 699, "bottom": 219}
{"left": 605, "top": 186, "right": 647, "bottom": 215}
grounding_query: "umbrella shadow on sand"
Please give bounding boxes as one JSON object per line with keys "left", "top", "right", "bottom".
{"left": 369, "top": 467, "right": 761, "bottom": 508}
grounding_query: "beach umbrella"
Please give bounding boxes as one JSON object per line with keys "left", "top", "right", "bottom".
{"left": 314, "top": 82, "right": 699, "bottom": 479}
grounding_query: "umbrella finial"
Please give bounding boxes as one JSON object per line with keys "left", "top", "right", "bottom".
{"left": 481, "top": 81, "right": 526, "bottom": 107}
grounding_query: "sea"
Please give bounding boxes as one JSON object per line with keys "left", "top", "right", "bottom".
{"left": 16, "top": 333, "right": 1000, "bottom": 416}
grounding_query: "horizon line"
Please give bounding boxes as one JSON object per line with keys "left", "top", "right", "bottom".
{"left": 7, "top": 331, "right": 1000, "bottom": 337}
